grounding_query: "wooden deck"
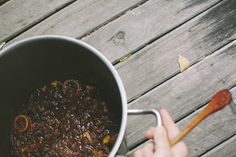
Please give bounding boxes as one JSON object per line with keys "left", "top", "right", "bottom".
{"left": 1, "top": 0, "right": 236, "bottom": 156}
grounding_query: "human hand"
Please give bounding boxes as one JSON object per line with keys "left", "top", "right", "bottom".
{"left": 134, "top": 109, "right": 188, "bottom": 157}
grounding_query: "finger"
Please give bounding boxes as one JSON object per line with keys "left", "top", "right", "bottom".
{"left": 154, "top": 126, "right": 172, "bottom": 157}
{"left": 160, "top": 109, "right": 188, "bottom": 157}
{"left": 160, "top": 108, "right": 180, "bottom": 139}
{"left": 146, "top": 127, "right": 155, "bottom": 139}
{"left": 142, "top": 142, "right": 154, "bottom": 157}
{"left": 154, "top": 126, "right": 170, "bottom": 150}
{"left": 172, "top": 141, "right": 188, "bottom": 157}
{"left": 134, "top": 149, "right": 143, "bottom": 157}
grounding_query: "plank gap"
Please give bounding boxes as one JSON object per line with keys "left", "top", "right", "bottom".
{"left": 174, "top": 79, "right": 236, "bottom": 123}
{"left": 127, "top": 138, "right": 149, "bottom": 152}
{"left": 192, "top": 39, "right": 236, "bottom": 65}
{"left": 112, "top": 0, "right": 225, "bottom": 65}
{"left": 78, "top": 0, "right": 150, "bottom": 40}
{"left": 127, "top": 85, "right": 236, "bottom": 154}
{"left": 127, "top": 115, "right": 236, "bottom": 157}
{"left": 200, "top": 134, "right": 236, "bottom": 157}
{"left": 2, "top": 0, "right": 78, "bottom": 43}
{"left": 198, "top": 134, "right": 236, "bottom": 157}
{"left": 127, "top": 71, "right": 180, "bottom": 103}
{"left": 127, "top": 39, "right": 236, "bottom": 103}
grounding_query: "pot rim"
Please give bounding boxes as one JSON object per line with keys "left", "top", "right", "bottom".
{"left": 0, "top": 35, "right": 128, "bottom": 157}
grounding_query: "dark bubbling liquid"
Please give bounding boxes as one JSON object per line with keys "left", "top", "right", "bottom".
{"left": 11, "top": 80, "right": 119, "bottom": 157}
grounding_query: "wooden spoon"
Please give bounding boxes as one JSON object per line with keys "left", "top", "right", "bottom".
{"left": 170, "top": 89, "right": 232, "bottom": 147}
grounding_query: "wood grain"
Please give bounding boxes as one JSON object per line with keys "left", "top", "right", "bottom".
{"left": 2, "top": 0, "right": 236, "bottom": 155}
{"left": 127, "top": 105, "right": 236, "bottom": 157}
{"left": 126, "top": 140, "right": 152, "bottom": 156}
{"left": 116, "top": 0, "right": 236, "bottom": 101}
{"left": 170, "top": 89, "right": 232, "bottom": 147}
{"left": 201, "top": 135, "right": 236, "bottom": 157}
{"left": 0, "top": 0, "right": 9, "bottom": 6}
{"left": 83, "top": 0, "right": 222, "bottom": 62}
{"left": 8, "top": 0, "right": 221, "bottom": 63}
{"left": 8, "top": 0, "right": 147, "bottom": 44}
{"left": 177, "top": 100, "right": 236, "bottom": 156}
{"left": 126, "top": 40, "right": 236, "bottom": 151}
{"left": 0, "top": 0, "right": 75, "bottom": 43}
{"left": 126, "top": 81, "right": 236, "bottom": 157}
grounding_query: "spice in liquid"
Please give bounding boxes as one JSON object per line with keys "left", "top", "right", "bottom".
{"left": 11, "top": 80, "right": 119, "bottom": 157}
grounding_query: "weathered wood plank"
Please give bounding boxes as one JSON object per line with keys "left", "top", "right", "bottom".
{"left": 127, "top": 106, "right": 236, "bottom": 157}
{"left": 116, "top": 0, "right": 236, "bottom": 101}
{"left": 177, "top": 98, "right": 236, "bottom": 156}
{"left": 8, "top": 0, "right": 148, "bottom": 44}
{"left": 0, "top": 0, "right": 75, "bottom": 43}
{"left": 0, "top": 0, "right": 9, "bottom": 6}
{"left": 126, "top": 40, "right": 236, "bottom": 150}
{"left": 83, "top": 0, "right": 223, "bottom": 62}
{"left": 126, "top": 84, "right": 236, "bottom": 157}
{"left": 9, "top": 0, "right": 222, "bottom": 62}
{"left": 201, "top": 136, "right": 236, "bottom": 157}
{"left": 126, "top": 140, "right": 151, "bottom": 157}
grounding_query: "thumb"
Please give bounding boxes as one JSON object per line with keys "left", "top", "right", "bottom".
{"left": 154, "top": 126, "right": 171, "bottom": 157}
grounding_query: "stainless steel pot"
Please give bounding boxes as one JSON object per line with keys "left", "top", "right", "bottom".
{"left": 0, "top": 35, "right": 162, "bottom": 156}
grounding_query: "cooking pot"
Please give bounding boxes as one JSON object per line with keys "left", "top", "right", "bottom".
{"left": 0, "top": 35, "right": 162, "bottom": 156}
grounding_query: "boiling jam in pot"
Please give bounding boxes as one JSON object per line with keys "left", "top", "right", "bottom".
{"left": 11, "top": 80, "right": 119, "bottom": 157}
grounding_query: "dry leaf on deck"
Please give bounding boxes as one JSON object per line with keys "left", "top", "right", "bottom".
{"left": 178, "top": 55, "right": 190, "bottom": 72}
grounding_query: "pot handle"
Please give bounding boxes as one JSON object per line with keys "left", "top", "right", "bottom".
{"left": 116, "top": 109, "right": 162, "bottom": 155}
{"left": 128, "top": 109, "right": 162, "bottom": 126}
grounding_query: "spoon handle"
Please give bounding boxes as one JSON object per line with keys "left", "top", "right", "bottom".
{"left": 170, "top": 105, "right": 209, "bottom": 147}
{"left": 170, "top": 89, "right": 231, "bottom": 147}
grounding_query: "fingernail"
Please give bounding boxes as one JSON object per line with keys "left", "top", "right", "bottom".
{"left": 146, "top": 134, "right": 154, "bottom": 139}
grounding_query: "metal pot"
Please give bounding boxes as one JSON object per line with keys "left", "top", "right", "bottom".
{"left": 0, "top": 35, "right": 161, "bottom": 156}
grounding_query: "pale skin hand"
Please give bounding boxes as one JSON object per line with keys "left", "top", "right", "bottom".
{"left": 134, "top": 109, "right": 188, "bottom": 157}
